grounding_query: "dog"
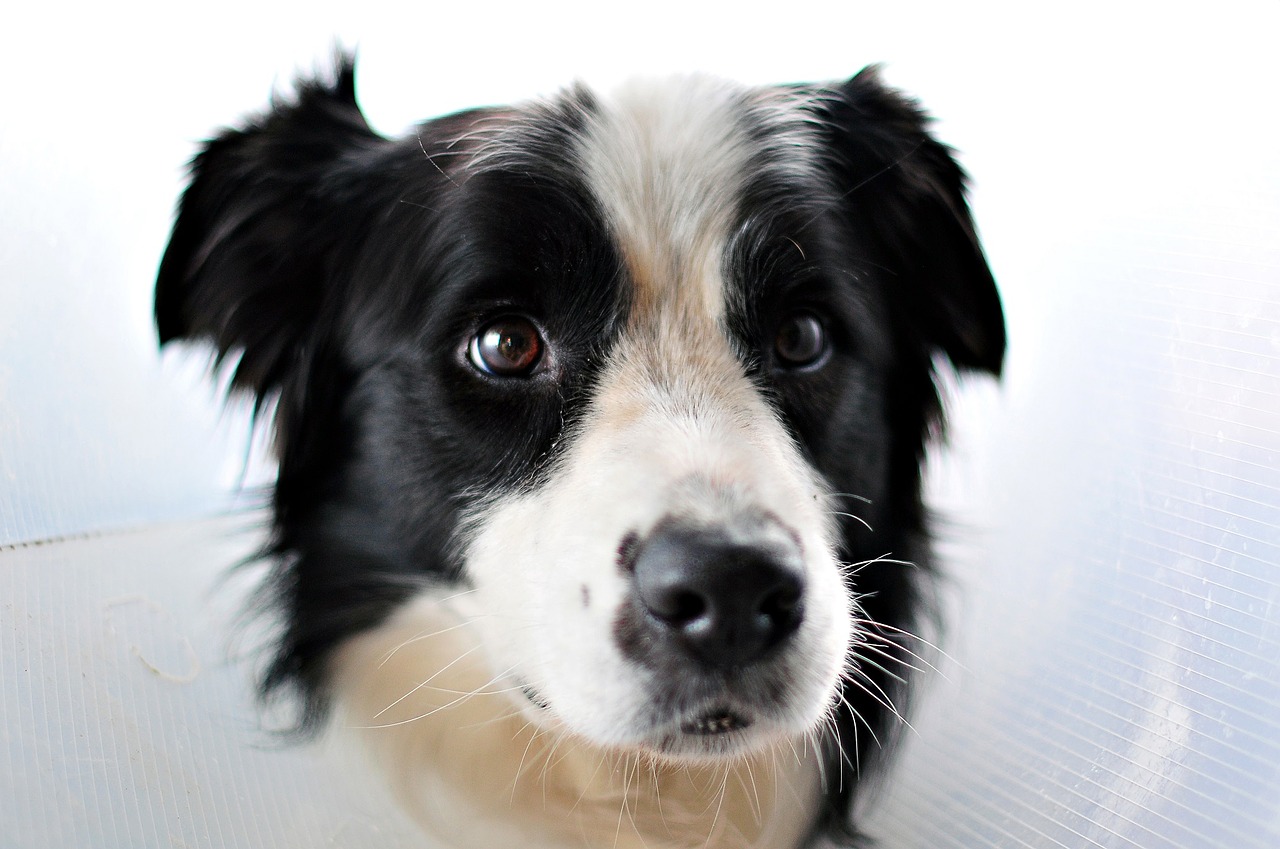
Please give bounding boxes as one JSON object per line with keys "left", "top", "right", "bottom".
{"left": 156, "top": 54, "right": 1004, "bottom": 848}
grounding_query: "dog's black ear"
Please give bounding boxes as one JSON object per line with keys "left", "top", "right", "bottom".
{"left": 156, "top": 54, "right": 384, "bottom": 396}
{"left": 822, "top": 67, "right": 1006, "bottom": 375}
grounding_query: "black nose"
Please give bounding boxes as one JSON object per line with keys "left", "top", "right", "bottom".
{"left": 630, "top": 523, "right": 806, "bottom": 669}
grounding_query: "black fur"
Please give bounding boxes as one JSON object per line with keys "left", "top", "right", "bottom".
{"left": 157, "top": 56, "right": 1003, "bottom": 845}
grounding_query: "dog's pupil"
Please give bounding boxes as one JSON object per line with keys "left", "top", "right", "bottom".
{"left": 473, "top": 317, "right": 542, "bottom": 375}
{"left": 775, "top": 313, "right": 825, "bottom": 366}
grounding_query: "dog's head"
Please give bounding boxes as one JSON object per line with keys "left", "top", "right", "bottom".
{"left": 157, "top": 56, "right": 1003, "bottom": 840}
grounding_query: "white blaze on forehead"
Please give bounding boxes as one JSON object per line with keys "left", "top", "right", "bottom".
{"left": 576, "top": 76, "right": 757, "bottom": 320}
{"left": 577, "top": 78, "right": 828, "bottom": 322}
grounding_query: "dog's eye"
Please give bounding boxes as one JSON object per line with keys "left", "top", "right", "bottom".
{"left": 774, "top": 312, "right": 828, "bottom": 368}
{"left": 468, "top": 316, "right": 544, "bottom": 376}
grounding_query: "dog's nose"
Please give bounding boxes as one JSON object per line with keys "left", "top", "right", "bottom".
{"left": 631, "top": 523, "right": 805, "bottom": 669}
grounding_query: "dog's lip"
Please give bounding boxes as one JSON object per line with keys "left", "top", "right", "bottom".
{"left": 515, "top": 677, "right": 551, "bottom": 710}
{"left": 510, "top": 672, "right": 764, "bottom": 747}
{"left": 679, "top": 706, "right": 752, "bottom": 736}
{"left": 642, "top": 704, "right": 763, "bottom": 757}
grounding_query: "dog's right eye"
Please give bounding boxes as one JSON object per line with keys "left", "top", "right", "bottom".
{"left": 468, "top": 315, "right": 544, "bottom": 377}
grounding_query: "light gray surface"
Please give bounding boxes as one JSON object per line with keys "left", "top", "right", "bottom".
{"left": 3, "top": 1, "right": 1279, "bottom": 847}
{"left": 863, "top": 199, "right": 1280, "bottom": 847}
{"left": 1, "top": 516, "right": 423, "bottom": 848}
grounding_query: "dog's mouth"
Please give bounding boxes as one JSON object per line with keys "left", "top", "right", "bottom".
{"left": 518, "top": 678, "right": 755, "bottom": 743}
{"left": 648, "top": 704, "right": 762, "bottom": 758}
{"left": 680, "top": 707, "right": 751, "bottom": 736}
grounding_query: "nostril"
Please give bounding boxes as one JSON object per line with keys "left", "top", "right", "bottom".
{"left": 758, "top": 577, "right": 803, "bottom": 631}
{"left": 764, "top": 575, "right": 801, "bottom": 613}
{"left": 661, "top": 590, "right": 707, "bottom": 625}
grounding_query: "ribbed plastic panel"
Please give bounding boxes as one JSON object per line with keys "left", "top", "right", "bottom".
{"left": 0, "top": 517, "right": 422, "bottom": 848}
{"left": 864, "top": 169, "right": 1280, "bottom": 848}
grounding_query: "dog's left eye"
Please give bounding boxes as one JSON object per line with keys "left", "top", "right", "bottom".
{"left": 774, "top": 312, "right": 828, "bottom": 368}
{"left": 468, "top": 316, "right": 544, "bottom": 376}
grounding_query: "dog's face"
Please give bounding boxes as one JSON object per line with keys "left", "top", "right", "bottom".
{"left": 157, "top": 58, "right": 1003, "bottom": 842}
{"left": 456, "top": 77, "right": 866, "bottom": 758}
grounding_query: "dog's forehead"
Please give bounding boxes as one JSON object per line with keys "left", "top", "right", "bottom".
{"left": 575, "top": 77, "right": 750, "bottom": 321}
{"left": 460, "top": 77, "right": 828, "bottom": 325}
{"left": 574, "top": 77, "right": 825, "bottom": 322}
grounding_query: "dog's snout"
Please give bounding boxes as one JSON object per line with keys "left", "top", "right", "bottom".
{"left": 632, "top": 524, "right": 805, "bottom": 669}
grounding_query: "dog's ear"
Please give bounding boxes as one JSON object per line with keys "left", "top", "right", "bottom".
{"left": 821, "top": 66, "right": 1006, "bottom": 376}
{"left": 155, "top": 54, "right": 384, "bottom": 396}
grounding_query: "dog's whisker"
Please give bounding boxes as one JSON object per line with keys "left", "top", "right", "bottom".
{"left": 371, "top": 588, "right": 482, "bottom": 667}
{"left": 852, "top": 617, "right": 955, "bottom": 672}
{"left": 814, "top": 722, "right": 844, "bottom": 793}
{"left": 364, "top": 653, "right": 515, "bottom": 725}
{"left": 849, "top": 651, "right": 911, "bottom": 686}
{"left": 817, "top": 706, "right": 852, "bottom": 792}
{"left": 645, "top": 754, "right": 670, "bottom": 838}
{"left": 627, "top": 754, "right": 647, "bottom": 842}
{"left": 455, "top": 704, "right": 530, "bottom": 732}
{"left": 829, "top": 691, "right": 880, "bottom": 768}
{"left": 566, "top": 743, "right": 608, "bottom": 817}
{"left": 369, "top": 644, "right": 484, "bottom": 718}
{"left": 612, "top": 752, "right": 634, "bottom": 849}
{"left": 841, "top": 667, "right": 916, "bottom": 738}
{"left": 827, "top": 491, "right": 873, "bottom": 505}
{"left": 826, "top": 509, "right": 874, "bottom": 533}
{"left": 783, "top": 734, "right": 804, "bottom": 769}
{"left": 539, "top": 732, "right": 569, "bottom": 807}
{"left": 413, "top": 682, "right": 529, "bottom": 697}
{"left": 852, "top": 640, "right": 928, "bottom": 679}
{"left": 854, "top": 630, "right": 945, "bottom": 680}
{"left": 510, "top": 722, "right": 552, "bottom": 805}
{"left": 839, "top": 554, "right": 919, "bottom": 577}
{"left": 741, "top": 755, "right": 764, "bottom": 825}
{"left": 375, "top": 618, "right": 479, "bottom": 669}
{"left": 702, "top": 764, "right": 733, "bottom": 849}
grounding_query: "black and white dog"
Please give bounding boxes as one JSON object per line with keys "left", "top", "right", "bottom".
{"left": 157, "top": 55, "right": 1003, "bottom": 848}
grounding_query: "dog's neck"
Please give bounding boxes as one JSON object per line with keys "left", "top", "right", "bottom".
{"left": 332, "top": 594, "right": 822, "bottom": 849}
